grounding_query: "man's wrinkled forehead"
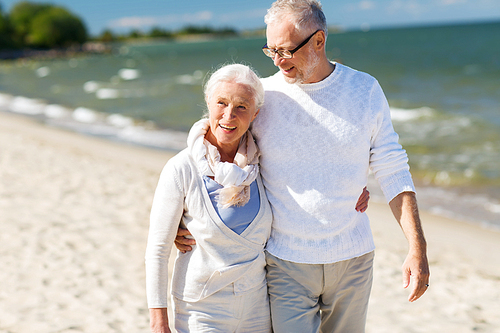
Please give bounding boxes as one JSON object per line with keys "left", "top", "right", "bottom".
{"left": 265, "top": 19, "right": 301, "bottom": 49}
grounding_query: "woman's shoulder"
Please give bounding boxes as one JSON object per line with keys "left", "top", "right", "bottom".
{"left": 165, "top": 148, "right": 191, "bottom": 165}
{"left": 160, "top": 149, "right": 197, "bottom": 181}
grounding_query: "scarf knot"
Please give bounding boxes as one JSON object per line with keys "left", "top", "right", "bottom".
{"left": 187, "top": 119, "right": 260, "bottom": 209}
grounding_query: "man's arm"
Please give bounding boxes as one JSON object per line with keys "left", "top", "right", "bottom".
{"left": 174, "top": 227, "right": 196, "bottom": 253}
{"left": 388, "top": 191, "right": 430, "bottom": 302}
{"left": 174, "top": 187, "right": 372, "bottom": 251}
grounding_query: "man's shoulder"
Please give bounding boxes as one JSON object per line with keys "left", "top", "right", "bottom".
{"left": 336, "top": 63, "right": 377, "bottom": 84}
{"left": 260, "top": 71, "right": 282, "bottom": 90}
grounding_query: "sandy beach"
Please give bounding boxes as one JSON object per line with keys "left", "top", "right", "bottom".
{"left": 1, "top": 111, "right": 499, "bottom": 333}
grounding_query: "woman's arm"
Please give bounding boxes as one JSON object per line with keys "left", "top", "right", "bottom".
{"left": 145, "top": 159, "right": 185, "bottom": 319}
{"left": 150, "top": 308, "right": 171, "bottom": 333}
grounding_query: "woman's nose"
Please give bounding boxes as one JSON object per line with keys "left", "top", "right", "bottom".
{"left": 223, "top": 107, "right": 236, "bottom": 119}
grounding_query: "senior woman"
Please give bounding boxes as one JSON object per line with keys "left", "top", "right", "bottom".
{"left": 145, "top": 64, "right": 272, "bottom": 333}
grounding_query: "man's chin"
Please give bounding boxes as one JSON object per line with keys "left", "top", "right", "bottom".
{"left": 283, "top": 74, "right": 302, "bottom": 84}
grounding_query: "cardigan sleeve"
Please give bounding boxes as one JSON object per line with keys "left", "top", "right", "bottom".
{"left": 368, "top": 81, "right": 416, "bottom": 203}
{"left": 145, "top": 158, "right": 185, "bottom": 308}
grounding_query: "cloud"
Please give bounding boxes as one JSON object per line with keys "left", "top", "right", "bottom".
{"left": 386, "top": 0, "right": 425, "bottom": 16}
{"left": 440, "top": 0, "right": 467, "bottom": 5}
{"left": 344, "top": 1, "right": 377, "bottom": 12}
{"left": 107, "top": 8, "right": 269, "bottom": 31}
{"left": 109, "top": 16, "right": 159, "bottom": 28}
{"left": 108, "top": 11, "right": 214, "bottom": 29}
{"left": 359, "top": 1, "right": 376, "bottom": 10}
{"left": 219, "top": 8, "right": 267, "bottom": 25}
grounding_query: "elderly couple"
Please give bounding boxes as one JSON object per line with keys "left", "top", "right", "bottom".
{"left": 145, "top": 0, "right": 430, "bottom": 332}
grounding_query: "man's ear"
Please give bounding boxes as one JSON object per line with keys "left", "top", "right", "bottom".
{"left": 314, "top": 30, "right": 326, "bottom": 50}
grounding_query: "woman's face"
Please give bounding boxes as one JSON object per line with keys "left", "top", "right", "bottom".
{"left": 205, "top": 81, "right": 259, "bottom": 156}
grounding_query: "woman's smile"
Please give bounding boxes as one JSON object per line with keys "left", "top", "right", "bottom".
{"left": 205, "top": 81, "right": 260, "bottom": 159}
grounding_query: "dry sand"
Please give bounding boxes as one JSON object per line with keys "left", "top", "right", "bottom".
{"left": 1, "top": 111, "right": 499, "bottom": 333}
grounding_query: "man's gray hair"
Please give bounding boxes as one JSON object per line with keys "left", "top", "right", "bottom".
{"left": 264, "top": 0, "right": 328, "bottom": 37}
{"left": 204, "top": 64, "right": 264, "bottom": 109}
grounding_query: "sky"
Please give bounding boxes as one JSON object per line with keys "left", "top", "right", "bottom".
{"left": 1, "top": 0, "right": 499, "bottom": 36}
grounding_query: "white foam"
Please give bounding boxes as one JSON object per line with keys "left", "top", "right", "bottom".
{"left": 390, "top": 107, "right": 433, "bottom": 122}
{"left": 107, "top": 114, "right": 134, "bottom": 128}
{"left": 9, "top": 96, "right": 47, "bottom": 115}
{"left": 117, "top": 126, "right": 188, "bottom": 150}
{"left": 35, "top": 66, "right": 51, "bottom": 78}
{"left": 96, "top": 88, "right": 120, "bottom": 100}
{"left": 176, "top": 70, "right": 204, "bottom": 85}
{"left": 485, "top": 202, "right": 500, "bottom": 214}
{"left": 118, "top": 68, "right": 141, "bottom": 80}
{"left": 44, "top": 104, "right": 72, "bottom": 119}
{"left": 83, "top": 81, "right": 101, "bottom": 93}
{"left": 72, "top": 107, "right": 99, "bottom": 123}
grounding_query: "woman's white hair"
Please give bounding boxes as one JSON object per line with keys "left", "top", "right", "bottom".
{"left": 264, "top": 0, "right": 328, "bottom": 38}
{"left": 204, "top": 64, "right": 264, "bottom": 110}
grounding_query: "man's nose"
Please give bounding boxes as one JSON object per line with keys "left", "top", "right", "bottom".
{"left": 273, "top": 53, "right": 285, "bottom": 66}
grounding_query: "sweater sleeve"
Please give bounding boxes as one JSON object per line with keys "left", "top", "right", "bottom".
{"left": 145, "top": 158, "right": 185, "bottom": 308}
{"left": 368, "top": 81, "right": 416, "bottom": 203}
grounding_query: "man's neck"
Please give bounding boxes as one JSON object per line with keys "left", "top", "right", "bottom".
{"left": 302, "top": 60, "right": 336, "bottom": 84}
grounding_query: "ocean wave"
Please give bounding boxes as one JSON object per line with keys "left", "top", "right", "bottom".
{"left": 9, "top": 96, "right": 47, "bottom": 115}
{"left": 367, "top": 177, "right": 500, "bottom": 231}
{"left": 0, "top": 92, "right": 188, "bottom": 151}
{"left": 390, "top": 106, "right": 434, "bottom": 121}
{"left": 118, "top": 68, "right": 141, "bottom": 81}
{"left": 44, "top": 104, "right": 72, "bottom": 118}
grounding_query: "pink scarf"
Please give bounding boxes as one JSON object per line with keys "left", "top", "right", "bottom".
{"left": 187, "top": 119, "right": 260, "bottom": 208}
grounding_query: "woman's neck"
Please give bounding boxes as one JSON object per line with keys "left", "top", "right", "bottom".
{"left": 218, "top": 149, "right": 236, "bottom": 163}
{"left": 204, "top": 133, "right": 238, "bottom": 163}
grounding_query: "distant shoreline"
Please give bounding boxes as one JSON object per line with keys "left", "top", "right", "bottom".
{"left": 0, "top": 42, "right": 112, "bottom": 61}
{"left": 2, "top": 18, "right": 498, "bottom": 61}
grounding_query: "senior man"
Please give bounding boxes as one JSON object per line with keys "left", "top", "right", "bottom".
{"left": 177, "top": 0, "right": 429, "bottom": 332}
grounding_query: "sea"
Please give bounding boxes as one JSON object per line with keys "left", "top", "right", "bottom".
{"left": 1, "top": 21, "right": 499, "bottom": 230}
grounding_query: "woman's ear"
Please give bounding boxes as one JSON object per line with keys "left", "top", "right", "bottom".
{"left": 252, "top": 108, "right": 260, "bottom": 122}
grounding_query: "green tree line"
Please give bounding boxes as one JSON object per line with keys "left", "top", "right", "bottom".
{"left": 95, "top": 25, "right": 238, "bottom": 43}
{"left": 0, "top": 1, "right": 87, "bottom": 49}
{"left": 0, "top": 1, "right": 241, "bottom": 50}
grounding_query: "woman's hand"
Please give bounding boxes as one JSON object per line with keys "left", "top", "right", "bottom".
{"left": 355, "top": 186, "right": 370, "bottom": 213}
{"left": 150, "top": 308, "right": 171, "bottom": 333}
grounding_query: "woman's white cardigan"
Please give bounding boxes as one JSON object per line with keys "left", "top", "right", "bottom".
{"left": 145, "top": 149, "right": 273, "bottom": 307}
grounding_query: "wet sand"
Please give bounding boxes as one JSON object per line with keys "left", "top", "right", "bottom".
{"left": 1, "top": 112, "right": 499, "bottom": 332}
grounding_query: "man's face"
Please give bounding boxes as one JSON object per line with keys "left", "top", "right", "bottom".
{"left": 266, "top": 19, "right": 321, "bottom": 84}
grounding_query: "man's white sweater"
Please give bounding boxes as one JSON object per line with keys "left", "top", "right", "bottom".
{"left": 251, "top": 63, "right": 415, "bottom": 264}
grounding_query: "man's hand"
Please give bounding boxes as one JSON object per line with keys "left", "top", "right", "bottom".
{"left": 355, "top": 186, "right": 370, "bottom": 212}
{"left": 389, "top": 191, "right": 430, "bottom": 302}
{"left": 174, "top": 227, "right": 195, "bottom": 253}
{"left": 403, "top": 248, "right": 430, "bottom": 302}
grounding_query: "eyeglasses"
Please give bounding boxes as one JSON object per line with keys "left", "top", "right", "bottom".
{"left": 262, "top": 29, "right": 321, "bottom": 59}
